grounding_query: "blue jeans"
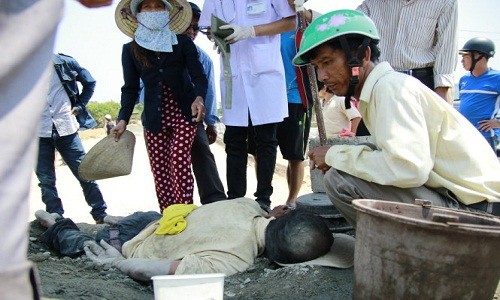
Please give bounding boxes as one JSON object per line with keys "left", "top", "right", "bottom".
{"left": 39, "top": 211, "right": 161, "bottom": 257}
{"left": 35, "top": 130, "right": 107, "bottom": 221}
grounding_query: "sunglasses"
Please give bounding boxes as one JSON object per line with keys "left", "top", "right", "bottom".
{"left": 198, "top": 26, "right": 211, "bottom": 35}
{"left": 187, "top": 24, "right": 212, "bottom": 36}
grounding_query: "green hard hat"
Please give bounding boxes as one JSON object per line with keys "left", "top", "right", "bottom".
{"left": 293, "top": 9, "right": 380, "bottom": 66}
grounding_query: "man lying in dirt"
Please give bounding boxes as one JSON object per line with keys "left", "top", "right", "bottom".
{"left": 35, "top": 197, "right": 354, "bottom": 282}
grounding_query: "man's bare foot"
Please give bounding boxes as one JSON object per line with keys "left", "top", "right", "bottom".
{"left": 35, "top": 210, "right": 62, "bottom": 228}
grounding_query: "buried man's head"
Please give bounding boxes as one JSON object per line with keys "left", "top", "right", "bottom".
{"left": 265, "top": 209, "right": 334, "bottom": 264}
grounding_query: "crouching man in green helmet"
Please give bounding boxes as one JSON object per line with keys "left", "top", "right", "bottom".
{"left": 295, "top": 10, "right": 500, "bottom": 223}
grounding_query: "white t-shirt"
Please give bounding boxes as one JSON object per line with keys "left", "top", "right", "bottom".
{"left": 322, "top": 95, "right": 361, "bottom": 138}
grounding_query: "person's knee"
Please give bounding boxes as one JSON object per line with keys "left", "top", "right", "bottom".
{"left": 288, "top": 159, "right": 304, "bottom": 169}
{"left": 323, "top": 169, "right": 347, "bottom": 200}
{"left": 323, "top": 168, "right": 358, "bottom": 225}
{"left": 255, "top": 132, "right": 278, "bottom": 147}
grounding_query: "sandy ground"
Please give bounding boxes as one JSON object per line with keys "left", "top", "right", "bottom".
{"left": 29, "top": 124, "right": 357, "bottom": 300}
{"left": 28, "top": 124, "right": 500, "bottom": 299}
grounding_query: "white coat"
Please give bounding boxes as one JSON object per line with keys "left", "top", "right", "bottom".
{"left": 199, "top": 0, "right": 294, "bottom": 126}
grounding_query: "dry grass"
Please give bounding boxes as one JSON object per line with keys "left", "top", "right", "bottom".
{"left": 79, "top": 128, "right": 106, "bottom": 140}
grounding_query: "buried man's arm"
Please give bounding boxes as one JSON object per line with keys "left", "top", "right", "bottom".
{"left": 84, "top": 240, "right": 180, "bottom": 281}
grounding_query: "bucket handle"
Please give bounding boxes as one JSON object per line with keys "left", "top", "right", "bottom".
{"left": 431, "top": 213, "right": 500, "bottom": 231}
{"left": 446, "top": 222, "right": 500, "bottom": 231}
{"left": 414, "top": 199, "right": 432, "bottom": 208}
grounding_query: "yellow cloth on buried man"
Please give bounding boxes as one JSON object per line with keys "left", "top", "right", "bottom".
{"left": 155, "top": 204, "right": 197, "bottom": 235}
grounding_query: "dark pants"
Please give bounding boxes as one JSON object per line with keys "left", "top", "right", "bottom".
{"left": 39, "top": 211, "right": 161, "bottom": 257}
{"left": 415, "top": 74, "right": 434, "bottom": 90}
{"left": 224, "top": 123, "right": 278, "bottom": 207}
{"left": 35, "top": 131, "right": 107, "bottom": 221}
{"left": 191, "top": 123, "right": 227, "bottom": 204}
{"left": 485, "top": 135, "right": 499, "bottom": 157}
{"left": 399, "top": 67, "right": 434, "bottom": 90}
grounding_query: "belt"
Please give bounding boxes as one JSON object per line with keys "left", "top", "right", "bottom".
{"left": 397, "top": 67, "right": 433, "bottom": 77}
{"left": 468, "top": 201, "right": 500, "bottom": 216}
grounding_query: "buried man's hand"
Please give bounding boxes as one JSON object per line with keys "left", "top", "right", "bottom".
{"left": 268, "top": 205, "right": 293, "bottom": 218}
{"left": 84, "top": 240, "right": 125, "bottom": 267}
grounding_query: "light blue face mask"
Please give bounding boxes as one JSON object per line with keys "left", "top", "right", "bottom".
{"left": 135, "top": 11, "right": 178, "bottom": 52}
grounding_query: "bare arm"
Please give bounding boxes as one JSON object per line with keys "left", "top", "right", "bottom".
{"left": 350, "top": 117, "right": 362, "bottom": 135}
{"left": 113, "top": 258, "right": 180, "bottom": 282}
{"left": 222, "top": 16, "right": 296, "bottom": 44}
{"left": 84, "top": 240, "right": 181, "bottom": 281}
{"left": 434, "top": 86, "right": 450, "bottom": 102}
{"left": 254, "top": 16, "right": 295, "bottom": 36}
{"left": 478, "top": 119, "right": 500, "bottom": 131}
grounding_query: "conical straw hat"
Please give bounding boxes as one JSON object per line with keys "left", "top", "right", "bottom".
{"left": 79, "top": 130, "right": 136, "bottom": 181}
{"left": 115, "top": 0, "right": 192, "bottom": 38}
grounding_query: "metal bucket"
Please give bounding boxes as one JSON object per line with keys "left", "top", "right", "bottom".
{"left": 353, "top": 199, "right": 500, "bottom": 299}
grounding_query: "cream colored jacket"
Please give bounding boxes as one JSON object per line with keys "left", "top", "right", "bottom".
{"left": 326, "top": 62, "right": 500, "bottom": 204}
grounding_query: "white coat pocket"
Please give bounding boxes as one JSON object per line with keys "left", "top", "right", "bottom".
{"left": 249, "top": 43, "right": 280, "bottom": 75}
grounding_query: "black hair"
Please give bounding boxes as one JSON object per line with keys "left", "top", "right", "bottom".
{"left": 189, "top": 2, "right": 201, "bottom": 19}
{"left": 264, "top": 209, "right": 333, "bottom": 264}
{"left": 302, "top": 34, "right": 381, "bottom": 64}
{"left": 131, "top": 41, "right": 153, "bottom": 68}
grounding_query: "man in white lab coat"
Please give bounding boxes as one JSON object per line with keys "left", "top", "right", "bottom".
{"left": 199, "top": 0, "right": 295, "bottom": 211}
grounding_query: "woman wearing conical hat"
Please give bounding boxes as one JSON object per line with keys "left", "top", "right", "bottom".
{"left": 113, "top": 0, "right": 207, "bottom": 212}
